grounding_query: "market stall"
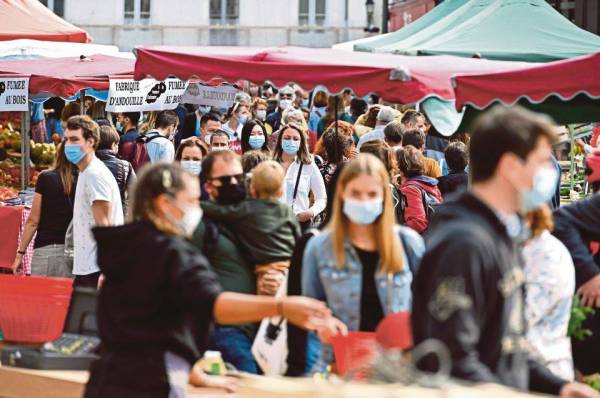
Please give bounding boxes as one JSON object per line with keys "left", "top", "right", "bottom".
{"left": 133, "top": 46, "right": 530, "bottom": 105}
{"left": 0, "top": 54, "right": 135, "bottom": 192}
{"left": 336, "top": 0, "right": 600, "bottom": 62}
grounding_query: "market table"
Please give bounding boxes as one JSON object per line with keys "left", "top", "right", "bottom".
{"left": 0, "top": 205, "right": 34, "bottom": 273}
{"left": 0, "top": 206, "right": 23, "bottom": 270}
{"left": 0, "top": 366, "right": 235, "bottom": 398}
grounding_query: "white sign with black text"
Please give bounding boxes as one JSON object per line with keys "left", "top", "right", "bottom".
{"left": 106, "top": 78, "right": 189, "bottom": 112}
{"left": 182, "top": 83, "right": 238, "bottom": 108}
{"left": 0, "top": 77, "right": 29, "bottom": 111}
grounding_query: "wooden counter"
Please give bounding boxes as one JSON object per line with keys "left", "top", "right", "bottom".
{"left": 0, "top": 365, "right": 234, "bottom": 398}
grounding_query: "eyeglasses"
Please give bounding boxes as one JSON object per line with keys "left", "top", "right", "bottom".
{"left": 207, "top": 173, "right": 246, "bottom": 186}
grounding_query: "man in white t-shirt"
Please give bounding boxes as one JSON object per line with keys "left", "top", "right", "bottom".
{"left": 64, "top": 115, "right": 123, "bottom": 288}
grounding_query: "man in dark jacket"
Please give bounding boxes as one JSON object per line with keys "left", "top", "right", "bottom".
{"left": 412, "top": 106, "right": 596, "bottom": 397}
{"left": 552, "top": 150, "right": 600, "bottom": 374}
{"left": 116, "top": 112, "right": 141, "bottom": 163}
{"left": 96, "top": 125, "right": 136, "bottom": 217}
{"left": 437, "top": 141, "right": 469, "bottom": 199}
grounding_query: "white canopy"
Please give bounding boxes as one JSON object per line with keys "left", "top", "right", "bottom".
{"left": 0, "top": 39, "right": 133, "bottom": 60}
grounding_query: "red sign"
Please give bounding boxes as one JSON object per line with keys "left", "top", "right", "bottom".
{"left": 389, "top": 0, "right": 437, "bottom": 31}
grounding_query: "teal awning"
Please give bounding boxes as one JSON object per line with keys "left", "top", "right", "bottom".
{"left": 349, "top": 0, "right": 600, "bottom": 63}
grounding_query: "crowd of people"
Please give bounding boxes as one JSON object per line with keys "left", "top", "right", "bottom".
{"left": 9, "top": 83, "right": 600, "bottom": 398}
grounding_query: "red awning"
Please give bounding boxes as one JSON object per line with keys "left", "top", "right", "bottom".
{"left": 454, "top": 52, "right": 600, "bottom": 110}
{"left": 134, "top": 46, "right": 530, "bottom": 104}
{"left": 0, "top": 0, "right": 90, "bottom": 43}
{"left": 0, "top": 54, "right": 134, "bottom": 97}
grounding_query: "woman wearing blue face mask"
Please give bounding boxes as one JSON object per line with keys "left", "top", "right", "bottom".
{"left": 241, "top": 119, "right": 269, "bottom": 154}
{"left": 302, "top": 154, "right": 425, "bottom": 371}
{"left": 273, "top": 124, "right": 327, "bottom": 231}
{"left": 222, "top": 102, "right": 251, "bottom": 155}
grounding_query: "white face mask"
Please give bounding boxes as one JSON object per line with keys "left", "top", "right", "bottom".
{"left": 169, "top": 202, "right": 203, "bottom": 238}
{"left": 181, "top": 160, "right": 202, "bottom": 176}
{"left": 279, "top": 99, "right": 292, "bottom": 110}
{"left": 256, "top": 110, "right": 267, "bottom": 121}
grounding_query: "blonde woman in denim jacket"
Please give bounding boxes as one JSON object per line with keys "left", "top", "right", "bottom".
{"left": 302, "top": 154, "right": 425, "bottom": 371}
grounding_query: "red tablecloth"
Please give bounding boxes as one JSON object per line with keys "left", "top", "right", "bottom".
{"left": 0, "top": 206, "right": 23, "bottom": 269}
{"left": 0, "top": 206, "right": 34, "bottom": 273}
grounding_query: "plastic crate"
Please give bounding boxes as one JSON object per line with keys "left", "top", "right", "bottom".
{"left": 0, "top": 275, "right": 72, "bottom": 343}
{"left": 331, "top": 332, "right": 377, "bottom": 377}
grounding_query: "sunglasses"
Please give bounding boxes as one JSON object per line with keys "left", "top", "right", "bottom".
{"left": 207, "top": 173, "right": 246, "bottom": 186}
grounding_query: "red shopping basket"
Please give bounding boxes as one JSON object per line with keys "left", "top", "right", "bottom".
{"left": 0, "top": 275, "right": 73, "bottom": 343}
{"left": 331, "top": 332, "right": 377, "bottom": 377}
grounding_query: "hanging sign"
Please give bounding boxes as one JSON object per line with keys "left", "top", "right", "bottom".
{"left": 181, "top": 83, "right": 238, "bottom": 108}
{"left": 0, "top": 76, "right": 29, "bottom": 111}
{"left": 106, "top": 78, "right": 189, "bottom": 112}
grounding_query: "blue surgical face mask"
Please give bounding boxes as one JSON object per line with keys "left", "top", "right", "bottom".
{"left": 301, "top": 99, "right": 309, "bottom": 108}
{"left": 249, "top": 134, "right": 265, "bottom": 150}
{"left": 343, "top": 198, "right": 383, "bottom": 225}
{"left": 197, "top": 106, "right": 211, "bottom": 114}
{"left": 520, "top": 166, "right": 559, "bottom": 213}
{"left": 181, "top": 160, "right": 202, "bottom": 176}
{"left": 115, "top": 121, "right": 123, "bottom": 132}
{"left": 237, "top": 114, "right": 248, "bottom": 125}
{"left": 64, "top": 143, "right": 86, "bottom": 165}
{"left": 282, "top": 139, "right": 300, "bottom": 155}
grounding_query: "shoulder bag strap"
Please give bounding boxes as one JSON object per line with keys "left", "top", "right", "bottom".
{"left": 291, "top": 161, "right": 304, "bottom": 206}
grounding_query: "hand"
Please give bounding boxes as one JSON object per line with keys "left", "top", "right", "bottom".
{"left": 316, "top": 317, "right": 348, "bottom": 344}
{"left": 12, "top": 254, "right": 23, "bottom": 275}
{"left": 189, "top": 364, "right": 239, "bottom": 393}
{"left": 97, "top": 274, "right": 106, "bottom": 290}
{"left": 257, "top": 270, "right": 285, "bottom": 296}
{"left": 560, "top": 382, "right": 600, "bottom": 398}
{"left": 577, "top": 274, "right": 600, "bottom": 308}
{"left": 296, "top": 210, "right": 313, "bottom": 223}
{"left": 280, "top": 296, "right": 331, "bottom": 331}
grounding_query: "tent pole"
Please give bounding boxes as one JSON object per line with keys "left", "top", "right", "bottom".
{"left": 334, "top": 95, "right": 339, "bottom": 164}
{"left": 568, "top": 124, "right": 575, "bottom": 194}
{"left": 21, "top": 104, "right": 31, "bottom": 192}
{"left": 79, "top": 89, "right": 86, "bottom": 115}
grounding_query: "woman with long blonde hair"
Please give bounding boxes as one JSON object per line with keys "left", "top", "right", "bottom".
{"left": 302, "top": 154, "right": 424, "bottom": 371}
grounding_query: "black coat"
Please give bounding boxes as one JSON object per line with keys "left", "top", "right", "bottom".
{"left": 412, "top": 192, "right": 565, "bottom": 395}
{"left": 86, "top": 221, "right": 222, "bottom": 397}
{"left": 437, "top": 171, "right": 468, "bottom": 199}
{"left": 553, "top": 192, "right": 600, "bottom": 288}
{"left": 95, "top": 149, "right": 135, "bottom": 216}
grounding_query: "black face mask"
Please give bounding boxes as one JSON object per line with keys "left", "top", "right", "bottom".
{"left": 216, "top": 182, "right": 247, "bottom": 205}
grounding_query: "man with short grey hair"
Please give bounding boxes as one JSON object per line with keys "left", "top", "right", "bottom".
{"left": 357, "top": 106, "right": 398, "bottom": 149}
{"left": 266, "top": 85, "right": 296, "bottom": 132}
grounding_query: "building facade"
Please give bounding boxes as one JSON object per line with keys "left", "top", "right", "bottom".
{"left": 549, "top": 0, "right": 600, "bottom": 34}
{"left": 41, "top": 0, "right": 384, "bottom": 51}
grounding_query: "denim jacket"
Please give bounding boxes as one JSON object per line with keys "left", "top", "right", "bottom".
{"left": 302, "top": 225, "right": 424, "bottom": 331}
{"left": 302, "top": 226, "right": 424, "bottom": 371}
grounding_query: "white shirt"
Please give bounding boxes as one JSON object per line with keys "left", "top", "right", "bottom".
{"left": 357, "top": 125, "right": 386, "bottom": 150}
{"left": 522, "top": 230, "right": 575, "bottom": 381}
{"left": 73, "top": 157, "right": 124, "bottom": 275}
{"left": 221, "top": 121, "right": 243, "bottom": 141}
{"left": 281, "top": 159, "right": 327, "bottom": 217}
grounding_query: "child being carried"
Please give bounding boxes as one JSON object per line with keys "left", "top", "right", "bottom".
{"left": 202, "top": 161, "right": 301, "bottom": 295}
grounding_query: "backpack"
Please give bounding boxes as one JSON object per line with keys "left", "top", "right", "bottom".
{"left": 131, "top": 134, "right": 161, "bottom": 172}
{"left": 399, "top": 182, "right": 441, "bottom": 223}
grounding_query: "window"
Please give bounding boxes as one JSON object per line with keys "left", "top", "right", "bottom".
{"left": 299, "top": 0, "right": 326, "bottom": 26}
{"left": 124, "top": 0, "right": 151, "bottom": 24}
{"left": 39, "top": 0, "right": 64, "bottom": 17}
{"left": 210, "top": 0, "right": 239, "bottom": 24}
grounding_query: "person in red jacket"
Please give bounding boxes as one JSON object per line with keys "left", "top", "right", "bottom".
{"left": 397, "top": 145, "right": 443, "bottom": 233}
